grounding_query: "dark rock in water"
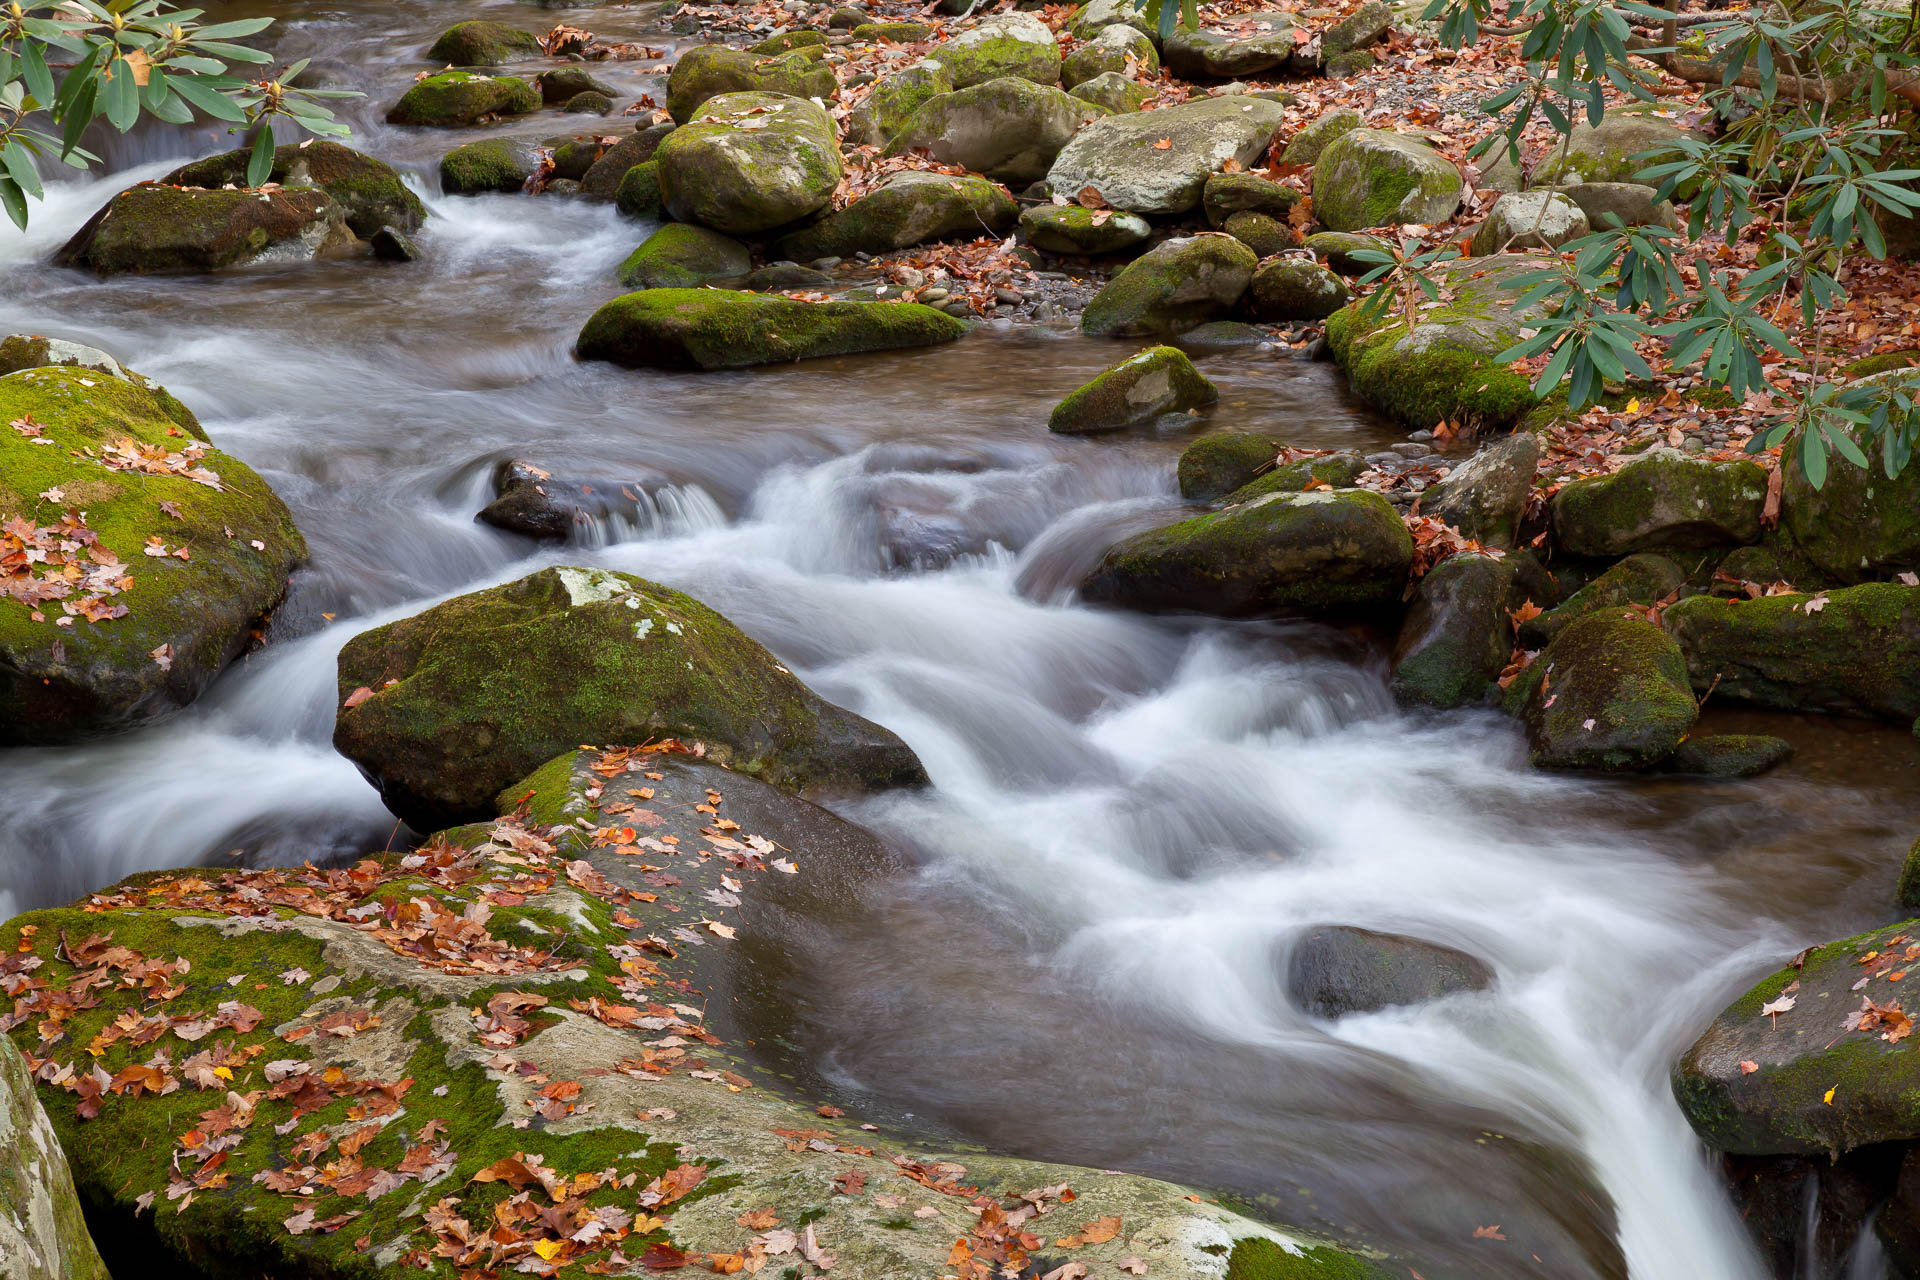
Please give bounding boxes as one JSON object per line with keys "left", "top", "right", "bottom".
{"left": 549, "top": 136, "right": 600, "bottom": 181}
{"left": 1175, "top": 321, "right": 1265, "bottom": 351}
{"left": 160, "top": 139, "right": 425, "bottom": 237}
{"left": 1048, "top": 346, "right": 1217, "bottom": 434}
{"left": 427, "top": 20, "right": 540, "bottom": 66}
{"left": 1518, "top": 552, "right": 1684, "bottom": 648}
{"left": 386, "top": 72, "right": 540, "bottom": 126}
{"left": 1082, "top": 235, "right": 1258, "bottom": 338}
{"left": 1657, "top": 734, "right": 1793, "bottom": 778}
{"left": 1900, "top": 836, "right": 1920, "bottom": 912}
{"left": 478, "top": 459, "right": 606, "bottom": 538}
{"left": 1879, "top": 1146, "right": 1920, "bottom": 1273}
{"left": 537, "top": 66, "right": 616, "bottom": 103}
{"left": 1506, "top": 611, "right": 1697, "bottom": 771}
{"left": 1390, "top": 552, "right": 1517, "bottom": 709}
{"left": 439, "top": 136, "right": 544, "bottom": 195}
{"left": 1720, "top": 1148, "right": 1904, "bottom": 1280}
{"left": 564, "top": 90, "right": 615, "bottom": 115}
{"left": 1176, "top": 431, "right": 1284, "bottom": 500}
{"left": 369, "top": 226, "right": 420, "bottom": 262}
{"left": 581, "top": 123, "right": 675, "bottom": 201}
{"left": 1244, "top": 257, "right": 1351, "bottom": 322}
{"left": 54, "top": 185, "right": 350, "bottom": 276}
{"left": 577, "top": 290, "right": 966, "bottom": 372}
{"left": 614, "top": 159, "right": 663, "bottom": 218}
{"left": 1287, "top": 924, "right": 1494, "bottom": 1018}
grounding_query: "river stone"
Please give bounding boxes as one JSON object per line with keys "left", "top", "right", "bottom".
{"left": 886, "top": 78, "right": 1103, "bottom": 185}
{"left": 1221, "top": 451, "right": 1367, "bottom": 504}
{"left": 1246, "top": 258, "right": 1352, "bottom": 321}
{"left": 1519, "top": 553, "right": 1686, "bottom": 648}
{"left": 1506, "top": 611, "right": 1697, "bottom": 771}
{"left": 582, "top": 122, "right": 675, "bottom": 201}
{"left": 479, "top": 459, "right": 601, "bottom": 539}
{"left": 1287, "top": 925, "right": 1493, "bottom": 1018}
{"left": 938, "top": 12, "right": 1061, "bottom": 88}
{"left": 1176, "top": 432, "right": 1283, "bottom": 500}
{"left": 664, "top": 46, "right": 837, "bottom": 123}
{"left": 846, "top": 59, "right": 952, "bottom": 146}
{"left": 751, "top": 29, "right": 829, "bottom": 54}
{"left": 1470, "top": 190, "right": 1589, "bottom": 254}
{"left": 0, "top": 335, "right": 129, "bottom": 381}
{"left": 851, "top": 20, "right": 933, "bottom": 40}
{"left": 1019, "top": 202, "right": 1151, "bottom": 254}
{"left": 386, "top": 71, "right": 540, "bottom": 125}
{"left": 1069, "top": 70, "right": 1151, "bottom": 113}
{"left": 1071, "top": 0, "right": 1157, "bottom": 42}
{"left": 1219, "top": 211, "right": 1285, "bottom": 256}
{"left": 549, "top": 136, "right": 599, "bottom": 181}
{"left": 577, "top": 289, "right": 966, "bottom": 370}
{"left": 334, "top": 566, "right": 926, "bottom": 828}
{"left": 1420, "top": 433, "right": 1539, "bottom": 550}
{"left": 1659, "top": 734, "right": 1794, "bottom": 778}
{"left": 55, "top": 184, "right": 348, "bottom": 277}
{"left": 1558, "top": 181, "right": 1676, "bottom": 230}
{"left": 1203, "top": 171, "right": 1300, "bottom": 226}
{"left": 655, "top": 92, "right": 843, "bottom": 236}
{"left": 1312, "top": 128, "right": 1463, "bottom": 231}
{"left": 775, "top": 171, "right": 1017, "bottom": 260}
{"left": 0, "top": 1039, "right": 107, "bottom": 1280}
{"left": 0, "top": 368, "right": 306, "bottom": 745}
{"left": 1080, "top": 488, "right": 1414, "bottom": 617}
{"left": 427, "top": 19, "right": 540, "bottom": 66}
{"left": 1045, "top": 94, "right": 1288, "bottom": 216}
{"left": 1082, "top": 234, "right": 1258, "bottom": 337}
{"left": 1324, "top": 0, "right": 1394, "bottom": 55}
{"left": 1163, "top": 26, "right": 1300, "bottom": 79}
{"left": 616, "top": 223, "right": 752, "bottom": 289}
{"left": 1390, "top": 552, "right": 1517, "bottom": 709}
{"left": 1551, "top": 448, "right": 1768, "bottom": 556}
{"left": 538, "top": 66, "right": 617, "bottom": 103}
{"left": 1303, "top": 229, "right": 1382, "bottom": 275}
{"left": 439, "top": 136, "right": 544, "bottom": 195}
{"left": 1782, "top": 423, "right": 1920, "bottom": 584}
{"left": 161, "top": 139, "right": 426, "bottom": 237}
{"left": 563, "top": 89, "right": 614, "bottom": 115}
{"left": 1535, "top": 107, "right": 1695, "bottom": 185}
{"left": 1062, "top": 24, "right": 1158, "bottom": 86}
{"left": 1661, "top": 584, "right": 1920, "bottom": 722}
{"left": 1674, "top": 917, "right": 1920, "bottom": 1155}
{"left": 1281, "top": 108, "right": 1362, "bottom": 166}
{"left": 614, "top": 159, "right": 665, "bottom": 218}
{"left": 1048, "top": 345, "right": 1218, "bottom": 434}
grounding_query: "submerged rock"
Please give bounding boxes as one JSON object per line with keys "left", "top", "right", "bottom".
{"left": 884, "top": 78, "right": 1103, "bottom": 186}
{"left": 1551, "top": 448, "right": 1768, "bottom": 556}
{"left": 1390, "top": 552, "right": 1517, "bottom": 709}
{"left": 1507, "top": 611, "right": 1697, "bottom": 771}
{"left": 1045, "top": 94, "right": 1287, "bottom": 216}
{"left": 439, "top": 136, "right": 544, "bottom": 195}
{"left": 1311, "top": 129, "right": 1463, "bottom": 232}
{"left": 577, "top": 290, "right": 966, "bottom": 371}
{"left": 54, "top": 185, "right": 349, "bottom": 276}
{"left": 538, "top": 66, "right": 617, "bottom": 103}
{"left": 1287, "top": 925, "right": 1494, "bottom": 1018}
{"left": 664, "top": 46, "right": 837, "bottom": 122}
{"left": 161, "top": 139, "right": 426, "bottom": 237}
{"left": 386, "top": 71, "right": 540, "bottom": 125}
{"left": 1081, "top": 235, "right": 1258, "bottom": 338}
{"left": 1658, "top": 734, "right": 1794, "bottom": 778}
{"left": 0, "top": 1039, "right": 107, "bottom": 1280}
{"left": 616, "top": 223, "right": 752, "bottom": 289}
{"left": 772, "top": 171, "right": 1017, "bottom": 260}
{"left": 655, "top": 92, "right": 843, "bottom": 236}
{"left": 1048, "top": 346, "right": 1218, "bottom": 434}
{"left": 1420, "top": 432, "right": 1539, "bottom": 551}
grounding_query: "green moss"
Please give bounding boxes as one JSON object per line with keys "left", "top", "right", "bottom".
{"left": 1311, "top": 130, "right": 1462, "bottom": 232}
{"left": 1899, "top": 835, "right": 1920, "bottom": 912}
{"left": 163, "top": 141, "right": 425, "bottom": 238}
{"left": 1082, "top": 236, "right": 1259, "bottom": 338}
{"left": 614, "top": 159, "right": 665, "bottom": 219}
{"left": 664, "top": 47, "right": 837, "bottom": 123}
{"left": 773, "top": 172, "right": 1017, "bottom": 261}
{"left": 577, "top": 289, "right": 966, "bottom": 371}
{"left": 386, "top": 73, "right": 539, "bottom": 126}
{"left": 848, "top": 61, "right": 952, "bottom": 146}
{"left": 1223, "top": 452, "right": 1366, "bottom": 503}
{"left": 1177, "top": 433, "right": 1285, "bottom": 500}
{"left": 1327, "top": 306, "right": 1536, "bottom": 431}
{"left": 750, "top": 29, "right": 828, "bottom": 54}
{"left": 1513, "top": 610, "right": 1697, "bottom": 771}
{"left": 1226, "top": 1236, "right": 1389, "bottom": 1279}
{"left": 439, "top": 137, "right": 539, "bottom": 196}
{"left": 426, "top": 21, "right": 540, "bottom": 67}
{"left": 654, "top": 92, "right": 843, "bottom": 236}
{"left": 54, "top": 185, "right": 342, "bottom": 275}
{"left": 1048, "top": 345, "right": 1218, "bottom": 434}
{"left": 615, "top": 223, "right": 752, "bottom": 289}
{"left": 1846, "top": 349, "right": 1920, "bottom": 378}
{"left": 1018, "top": 202, "right": 1149, "bottom": 255}
{"left": 937, "top": 30, "right": 1062, "bottom": 89}
{"left": 851, "top": 21, "right": 933, "bottom": 40}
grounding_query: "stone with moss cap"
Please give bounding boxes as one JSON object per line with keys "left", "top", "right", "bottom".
{"left": 1534, "top": 107, "right": 1696, "bottom": 185}
{"left": 772, "top": 170, "right": 1017, "bottom": 261}
{"left": 614, "top": 159, "right": 665, "bottom": 219}
{"left": 386, "top": 71, "right": 540, "bottom": 125}
{"left": 1062, "top": 24, "right": 1158, "bottom": 87}
{"left": 1552, "top": 448, "right": 1767, "bottom": 556}
{"left": 615, "top": 223, "right": 752, "bottom": 289}
{"left": 1071, "top": 0, "right": 1158, "bottom": 42}
{"left": 438, "top": 136, "right": 544, "bottom": 195}
{"left": 1390, "top": 551, "right": 1517, "bottom": 708}
{"left": 578, "top": 289, "right": 965, "bottom": 370}
{"left": 1049, "top": 346, "right": 1218, "bottom": 434}
{"left": 1176, "top": 432, "right": 1285, "bottom": 500}
{"left": 1782, "top": 419, "right": 1920, "bottom": 584}
{"left": 0, "top": 369, "right": 306, "bottom": 744}
{"left": 161, "top": 139, "right": 426, "bottom": 237}
{"left": 1504, "top": 611, "right": 1696, "bottom": 771}
{"left": 1081, "top": 488, "right": 1413, "bottom": 617}
{"left": 1083, "top": 234, "right": 1258, "bottom": 337}
{"left": 1281, "top": 108, "right": 1362, "bottom": 166}
{"left": 1311, "top": 128, "right": 1462, "bottom": 232}
{"left": 1047, "top": 94, "right": 1287, "bottom": 215}
{"left": 1519, "top": 552, "right": 1686, "bottom": 647}
{"left": 937, "top": 11, "right": 1061, "bottom": 87}
{"left": 1, "top": 1039, "right": 108, "bottom": 1280}
{"left": 664, "top": 45, "right": 837, "bottom": 123}
{"left": 654, "top": 91, "right": 843, "bottom": 235}
{"left": 426, "top": 19, "right": 540, "bottom": 66}
{"left": 845, "top": 59, "right": 952, "bottom": 146}
{"left": 0, "top": 335, "right": 204, "bottom": 435}
{"left": 54, "top": 185, "right": 348, "bottom": 276}
{"left": 1019, "top": 202, "right": 1150, "bottom": 255}
{"left": 1221, "top": 450, "right": 1367, "bottom": 503}
{"left": 1246, "top": 257, "right": 1352, "bottom": 321}
{"left": 884, "top": 77, "right": 1104, "bottom": 185}
{"left": 1069, "top": 70, "right": 1151, "bottom": 113}
{"left": 1204, "top": 171, "right": 1300, "bottom": 226}
{"left": 750, "top": 28, "right": 828, "bottom": 55}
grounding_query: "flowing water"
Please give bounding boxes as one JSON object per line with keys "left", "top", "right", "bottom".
{"left": 4, "top": 3, "right": 1920, "bottom": 1276}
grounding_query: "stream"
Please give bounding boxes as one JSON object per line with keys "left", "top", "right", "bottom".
{"left": 3, "top": 1, "right": 1920, "bottom": 1275}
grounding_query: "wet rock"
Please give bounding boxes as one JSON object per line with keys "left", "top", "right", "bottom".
{"left": 477, "top": 459, "right": 638, "bottom": 539}
{"left": 845, "top": 60, "right": 952, "bottom": 146}
{"left": 1661, "top": 583, "right": 1920, "bottom": 722}
{"left": 1048, "top": 345, "right": 1218, "bottom": 434}
{"left": 1551, "top": 448, "right": 1768, "bottom": 556}
{"left": 1080, "top": 488, "right": 1414, "bottom": 617}
{"left": 1221, "top": 210, "right": 1288, "bottom": 256}
{"left": 1068, "top": 70, "right": 1151, "bottom": 114}
{"left": 334, "top": 566, "right": 927, "bottom": 828}
{"left": 1082, "top": 234, "right": 1258, "bottom": 337}
{"left": 1281, "top": 107, "right": 1362, "bottom": 166}
{"left": 386, "top": 71, "right": 540, "bottom": 125}
{"left": 1658, "top": 734, "right": 1793, "bottom": 778}
{"left": 1203, "top": 171, "right": 1300, "bottom": 226}
{"left": 577, "top": 289, "right": 966, "bottom": 371}
{"left": 1303, "top": 229, "right": 1383, "bottom": 275}
{"left": 1045, "top": 94, "right": 1288, "bottom": 216}
{"left": 937, "top": 12, "right": 1061, "bottom": 88}
{"left": 1312, "top": 128, "right": 1463, "bottom": 231}
{"left": 160, "top": 139, "right": 426, "bottom": 237}
{"left": 426, "top": 20, "right": 541, "bottom": 66}
{"left": 1506, "top": 611, "right": 1697, "bottom": 771}
{"left": 1535, "top": 107, "right": 1695, "bottom": 185}
{"left": 1421, "top": 432, "right": 1539, "bottom": 550}
{"left": 1557, "top": 181, "right": 1676, "bottom": 230}
{"left": 0, "top": 369, "right": 306, "bottom": 745}
{"left": 549, "top": 136, "right": 600, "bottom": 181}
{"left": 1518, "top": 552, "right": 1686, "bottom": 648}
{"left": 1245, "top": 257, "right": 1352, "bottom": 321}
{"left": 1287, "top": 924, "right": 1494, "bottom": 1018}
{"left": 0, "top": 1038, "right": 107, "bottom": 1280}
{"left": 774, "top": 170, "right": 1017, "bottom": 260}
{"left": 656, "top": 92, "right": 842, "bottom": 235}
{"left": 369, "top": 226, "right": 420, "bottom": 262}
{"left": 851, "top": 20, "right": 933, "bottom": 40}
{"left": 885, "top": 77, "right": 1104, "bottom": 186}
{"left": 439, "top": 136, "right": 544, "bottom": 195}
{"left": 1019, "top": 202, "right": 1150, "bottom": 255}
{"left": 1176, "top": 320, "right": 1267, "bottom": 350}
{"left": 614, "top": 158, "right": 664, "bottom": 218}
{"left": 1220, "top": 451, "right": 1367, "bottom": 504}
{"left": 616, "top": 223, "right": 752, "bottom": 289}
{"left": 54, "top": 185, "right": 349, "bottom": 276}
{"left": 1176, "top": 432, "right": 1285, "bottom": 500}
{"left": 1782, "top": 420, "right": 1920, "bottom": 584}
{"left": 1061, "top": 24, "right": 1158, "bottom": 86}
{"left": 1391, "top": 551, "right": 1518, "bottom": 709}
{"left": 564, "top": 90, "right": 614, "bottom": 115}
{"left": 664, "top": 46, "right": 837, "bottom": 122}
{"left": 1470, "top": 190, "right": 1590, "bottom": 254}
{"left": 581, "top": 122, "right": 675, "bottom": 201}
{"left": 537, "top": 66, "right": 617, "bottom": 103}
{"left": 1721, "top": 1148, "right": 1904, "bottom": 1279}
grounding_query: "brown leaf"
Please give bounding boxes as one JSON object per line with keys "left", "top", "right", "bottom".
{"left": 1472, "top": 1224, "right": 1508, "bottom": 1241}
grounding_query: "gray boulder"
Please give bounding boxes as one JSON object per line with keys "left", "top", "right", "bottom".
{"left": 1281, "top": 107, "right": 1362, "bottom": 166}
{"left": 846, "top": 59, "right": 952, "bottom": 146}
{"left": 1470, "top": 190, "right": 1590, "bottom": 254}
{"left": 1535, "top": 108, "right": 1696, "bottom": 185}
{"left": 1046, "top": 94, "right": 1288, "bottom": 215}
{"left": 1559, "top": 181, "right": 1677, "bottom": 230}
{"left": 1082, "top": 234, "right": 1258, "bottom": 337}
{"left": 939, "top": 12, "right": 1062, "bottom": 87}
{"left": 774, "top": 171, "right": 1017, "bottom": 259}
{"left": 1550, "top": 448, "right": 1768, "bottom": 556}
{"left": 1019, "top": 202, "right": 1151, "bottom": 254}
{"left": 1312, "top": 128, "right": 1463, "bottom": 231}
{"left": 1287, "top": 925, "right": 1493, "bottom": 1018}
{"left": 1421, "top": 432, "right": 1540, "bottom": 549}
{"left": 886, "top": 77, "right": 1104, "bottom": 185}
{"left": 1163, "top": 26, "right": 1299, "bottom": 79}
{"left": 1069, "top": 70, "right": 1151, "bottom": 114}
{"left": 664, "top": 46, "right": 837, "bottom": 122}
{"left": 1203, "top": 171, "right": 1301, "bottom": 226}
{"left": 1062, "top": 24, "right": 1158, "bottom": 86}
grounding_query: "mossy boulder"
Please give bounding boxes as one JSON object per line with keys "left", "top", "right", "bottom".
{"left": 664, "top": 46, "right": 837, "bottom": 123}
{"left": 0, "top": 369, "right": 306, "bottom": 744}
{"left": 1324, "top": 0, "right": 1394, "bottom": 55}
{"left": 1659, "top": 733, "right": 1793, "bottom": 778}
{"left": 426, "top": 20, "right": 540, "bottom": 66}
{"left": 1018, "top": 202, "right": 1150, "bottom": 254}
{"left": 772, "top": 170, "right": 1017, "bottom": 260}
{"left": 1162, "top": 26, "right": 1298, "bottom": 78}
{"left": 1390, "top": 551, "right": 1517, "bottom": 708}
{"left": 1286, "top": 925, "right": 1493, "bottom": 1019}
{"left": 1518, "top": 552, "right": 1685, "bottom": 648}
{"left": 1281, "top": 108, "right": 1362, "bottom": 166}
{"left": 1061, "top": 24, "right": 1158, "bottom": 87}
{"left": 161, "top": 139, "right": 426, "bottom": 238}
{"left": 1082, "top": 234, "right": 1258, "bottom": 337}
{"left": 563, "top": 89, "right": 614, "bottom": 115}
{"left": 885, "top": 77, "right": 1103, "bottom": 185}
{"left": 1674, "top": 918, "right": 1920, "bottom": 1155}
{"left": 614, "top": 158, "right": 665, "bottom": 218}
{"left": 386, "top": 71, "right": 540, "bottom": 125}
{"left": 1470, "top": 189, "right": 1589, "bottom": 254}
{"left": 1071, "top": 0, "right": 1158, "bottom": 42}
{"left": 537, "top": 66, "right": 617, "bottom": 103}
{"left": 938, "top": 12, "right": 1061, "bottom": 88}
{"left": 845, "top": 59, "right": 952, "bottom": 146}
{"left": 751, "top": 28, "right": 829, "bottom": 54}
{"left": 1782, "top": 425, "right": 1920, "bottom": 584}
{"left": 1303, "top": 229, "right": 1382, "bottom": 275}
{"left": 1661, "top": 584, "right": 1920, "bottom": 721}
{"left": 577, "top": 289, "right": 966, "bottom": 370}
{"left": 1176, "top": 432, "right": 1284, "bottom": 500}
{"left": 1506, "top": 611, "right": 1697, "bottom": 771}
{"left": 54, "top": 185, "right": 347, "bottom": 276}
{"left": 0, "top": 1039, "right": 108, "bottom": 1280}
{"left": 616, "top": 223, "right": 752, "bottom": 289}
{"left": 1311, "top": 128, "right": 1463, "bottom": 232}
{"left": 334, "top": 566, "right": 926, "bottom": 828}
{"left": 1048, "top": 345, "right": 1218, "bottom": 434}
{"left": 1047, "top": 94, "right": 1287, "bottom": 215}
{"left": 1421, "top": 432, "right": 1540, "bottom": 550}
{"left": 655, "top": 92, "right": 843, "bottom": 236}
{"left": 1535, "top": 107, "right": 1695, "bottom": 185}
{"left": 1220, "top": 450, "right": 1367, "bottom": 503}
{"left": 1079, "top": 488, "right": 1413, "bottom": 617}
{"left": 439, "top": 136, "right": 544, "bottom": 195}
{"left": 850, "top": 20, "right": 933, "bottom": 40}
{"left": 1246, "top": 257, "right": 1352, "bottom": 321}
{"left": 1221, "top": 210, "right": 1287, "bottom": 256}
{"left": 582, "top": 123, "right": 675, "bottom": 201}
{"left": 1203, "top": 171, "right": 1300, "bottom": 226}
{"left": 1069, "top": 70, "right": 1151, "bottom": 113}
{"left": 1551, "top": 448, "right": 1768, "bottom": 557}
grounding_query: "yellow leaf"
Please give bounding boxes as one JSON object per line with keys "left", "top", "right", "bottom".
{"left": 213, "top": 1066, "right": 233, "bottom": 1080}
{"left": 1824, "top": 1086, "right": 1837, "bottom": 1105}
{"left": 1624, "top": 397, "right": 1640, "bottom": 414}
{"left": 533, "top": 1239, "right": 564, "bottom": 1261}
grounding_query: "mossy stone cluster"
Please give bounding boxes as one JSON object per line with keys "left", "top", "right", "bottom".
{"left": 386, "top": 71, "right": 540, "bottom": 125}
{"left": 664, "top": 46, "right": 837, "bottom": 123}
{"left": 426, "top": 20, "right": 540, "bottom": 66}
{"left": 1310, "top": 128, "right": 1463, "bottom": 231}
{"left": 1082, "top": 235, "right": 1258, "bottom": 337}
{"left": 616, "top": 223, "right": 752, "bottom": 288}
{"left": 1551, "top": 448, "right": 1768, "bottom": 556}
{"left": 1659, "top": 733, "right": 1794, "bottom": 778}
{"left": 161, "top": 140, "right": 426, "bottom": 238}
{"left": 438, "top": 136, "right": 543, "bottom": 195}
{"left": 773, "top": 171, "right": 1016, "bottom": 260}
{"left": 1048, "top": 345, "right": 1219, "bottom": 434}
{"left": 1506, "top": 611, "right": 1697, "bottom": 771}
{"left": 1390, "top": 551, "right": 1517, "bottom": 708}
{"left": 577, "top": 289, "right": 967, "bottom": 371}
{"left": 655, "top": 91, "right": 843, "bottom": 236}
{"left": 54, "top": 185, "right": 346, "bottom": 276}
{"left": 1019, "top": 202, "right": 1151, "bottom": 255}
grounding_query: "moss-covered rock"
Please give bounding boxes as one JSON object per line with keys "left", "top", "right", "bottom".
{"left": 885, "top": 77, "right": 1103, "bottom": 185}
{"left": 938, "top": 11, "right": 1061, "bottom": 87}
{"left": 0, "top": 369, "right": 306, "bottom": 744}
{"left": 772, "top": 170, "right": 1016, "bottom": 260}
{"left": 1068, "top": 70, "right": 1151, "bottom": 113}
{"left": 1203, "top": 171, "right": 1300, "bottom": 227}
{"left": 0, "top": 1038, "right": 108, "bottom": 1280}
{"left": 1080, "top": 488, "right": 1413, "bottom": 617}
{"left": 1518, "top": 552, "right": 1685, "bottom": 648}
{"left": 1311, "top": 128, "right": 1462, "bottom": 232}
{"left": 1324, "top": 0, "right": 1394, "bottom": 55}
{"left": 1421, "top": 432, "right": 1539, "bottom": 550}
{"left": 1162, "top": 26, "right": 1298, "bottom": 78}
{"left": 1286, "top": 924, "right": 1492, "bottom": 1019}
{"left": 655, "top": 92, "right": 843, "bottom": 236}
{"left": 664, "top": 46, "right": 837, "bottom": 123}
{"left": 851, "top": 20, "right": 933, "bottom": 40}
{"left": 1061, "top": 24, "right": 1158, "bottom": 87}
{"left": 1504, "top": 611, "right": 1696, "bottom": 771}
{"left": 334, "top": 566, "right": 926, "bottom": 828}
{"left": 439, "top": 136, "right": 543, "bottom": 195}
{"left": 1658, "top": 733, "right": 1793, "bottom": 777}
{"left": 1048, "top": 345, "right": 1218, "bottom": 434}
{"left": 162, "top": 139, "right": 426, "bottom": 238}
{"left": 1246, "top": 257, "right": 1351, "bottom": 321}
{"left": 1082, "top": 234, "right": 1258, "bottom": 337}
{"left": 1470, "top": 189, "right": 1589, "bottom": 254}
{"left": 564, "top": 89, "right": 614, "bottom": 115}
{"left": 582, "top": 123, "right": 675, "bottom": 201}
{"left": 1781, "top": 424, "right": 1920, "bottom": 584}
{"left": 1535, "top": 107, "right": 1695, "bottom": 185}
{"left": 1176, "top": 432, "right": 1284, "bottom": 500}
{"left": 426, "top": 20, "right": 540, "bottom": 66}
{"left": 1047, "top": 94, "right": 1287, "bottom": 215}
{"left": 537, "top": 66, "right": 617, "bottom": 103}
{"left": 1071, "top": 0, "right": 1158, "bottom": 42}
{"left": 1551, "top": 448, "right": 1768, "bottom": 557}
{"left": 1281, "top": 108, "right": 1362, "bottom": 167}
{"left": 54, "top": 185, "right": 347, "bottom": 276}
{"left": 751, "top": 28, "right": 829, "bottom": 54}
{"left": 614, "top": 158, "right": 665, "bottom": 218}
{"left": 1390, "top": 551, "right": 1517, "bottom": 708}
{"left": 1674, "top": 917, "right": 1920, "bottom": 1155}
{"left": 1661, "top": 584, "right": 1920, "bottom": 721}
{"left": 386, "top": 71, "right": 540, "bottom": 125}
{"left": 1018, "top": 202, "right": 1150, "bottom": 254}
{"left": 615, "top": 223, "right": 752, "bottom": 289}
{"left": 1901, "top": 837, "right": 1920, "bottom": 912}
{"left": 1222, "top": 210, "right": 1288, "bottom": 257}
{"left": 845, "top": 59, "right": 952, "bottom": 146}
{"left": 577, "top": 289, "right": 966, "bottom": 370}
{"left": 1221, "top": 451, "right": 1367, "bottom": 503}
{"left": 1302, "top": 230, "right": 1382, "bottom": 275}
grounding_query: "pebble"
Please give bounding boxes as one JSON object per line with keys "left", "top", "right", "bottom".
{"left": 812, "top": 257, "right": 842, "bottom": 270}
{"left": 920, "top": 287, "right": 949, "bottom": 303}
{"left": 995, "top": 287, "right": 1024, "bottom": 306}
{"left": 1390, "top": 442, "right": 1434, "bottom": 458}
{"left": 943, "top": 301, "right": 971, "bottom": 317}
{"left": 1409, "top": 429, "right": 1434, "bottom": 442}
